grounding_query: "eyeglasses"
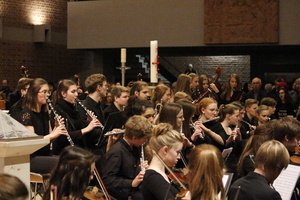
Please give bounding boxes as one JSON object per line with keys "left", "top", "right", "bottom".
{"left": 38, "top": 90, "right": 51, "bottom": 95}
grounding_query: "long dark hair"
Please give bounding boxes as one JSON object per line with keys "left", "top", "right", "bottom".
{"left": 23, "top": 78, "right": 48, "bottom": 112}
{"left": 159, "top": 103, "right": 182, "bottom": 131}
{"left": 44, "top": 146, "right": 96, "bottom": 200}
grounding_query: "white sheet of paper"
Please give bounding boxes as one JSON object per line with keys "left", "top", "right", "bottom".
{"left": 273, "top": 164, "right": 300, "bottom": 200}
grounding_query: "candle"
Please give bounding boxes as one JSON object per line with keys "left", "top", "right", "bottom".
{"left": 121, "top": 48, "right": 126, "bottom": 63}
{"left": 150, "top": 40, "right": 158, "bottom": 83}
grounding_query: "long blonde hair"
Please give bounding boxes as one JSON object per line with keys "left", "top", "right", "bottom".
{"left": 188, "top": 144, "right": 225, "bottom": 200}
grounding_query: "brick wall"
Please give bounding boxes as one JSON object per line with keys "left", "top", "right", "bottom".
{"left": 163, "top": 56, "right": 250, "bottom": 85}
{"left": 0, "top": 0, "right": 88, "bottom": 89}
{"left": 0, "top": 41, "right": 87, "bottom": 88}
{"left": 1, "top": 0, "right": 67, "bottom": 31}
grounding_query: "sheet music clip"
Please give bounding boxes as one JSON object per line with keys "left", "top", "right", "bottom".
{"left": 222, "top": 147, "right": 233, "bottom": 162}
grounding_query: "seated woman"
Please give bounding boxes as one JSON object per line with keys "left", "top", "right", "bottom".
{"left": 141, "top": 123, "right": 185, "bottom": 200}
{"left": 187, "top": 144, "right": 226, "bottom": 200}
{"left": 18, "top": 78, "right": 67, "bottom": 174}
{"left": 44, "top": 146, "right": 96, "bottom": 200}
{"left": 52, "top": 79, "right": 102, "bottom": 154}
{"left": 237, "top": 124, "right": 273, "bottom": 177}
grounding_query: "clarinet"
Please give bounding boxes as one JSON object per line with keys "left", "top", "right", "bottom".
{"left": 47, "top": 98, "right": 75, "bottom": 146}
{"left": 76, "top": 99, "right": 104, "bottom": 129}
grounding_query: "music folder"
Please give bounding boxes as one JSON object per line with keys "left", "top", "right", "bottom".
{"left": 273, "top": 164, "right": 300, "bottom": 200}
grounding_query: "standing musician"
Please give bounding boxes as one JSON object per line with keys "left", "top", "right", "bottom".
{"left": 44, "top": 146, "right": 96, "bottom": 200}
{"left": 52, "top": 79, "right": 102, "bottom": 155}
{"left": 18, "top": 78, "right": 67, "bottom": 174}
{"left": 240, "top": 99, "right": 258, "bottom": 139}
{"left": 102, "top": 115, "right": 152, "bottom": 200}
{"left": 78, "top": 73, "right": 107, "bottom": 155}
{"left": 141, "top": 123, "right": 185, "bottom": 200}
{"left": 187, "top": 144, "right": 225, "bottom": 200}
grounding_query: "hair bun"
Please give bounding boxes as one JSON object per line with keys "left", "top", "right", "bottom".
{"left": 153, "top": 123, "right": 173, "bottom": 137}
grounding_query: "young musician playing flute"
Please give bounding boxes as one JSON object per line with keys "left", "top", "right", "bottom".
{"left": 102, "top": 115, "right": 152, "bottom": 200}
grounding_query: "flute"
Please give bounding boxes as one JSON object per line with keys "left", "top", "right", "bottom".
{"left": 76, "top": 99, "right": 104, "bottom": 129}
{"left": 140, "top": 144, "right": 145, "bottom": 171}
{"left": 47, "top": 98, "right": 75, "bottom": 146}
{"left": 104, "top": 129, "right": 125, "bottom": 137}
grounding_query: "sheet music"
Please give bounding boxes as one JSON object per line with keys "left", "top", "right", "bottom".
{"left": 222, "top": 147, "right": 233, "bottom": 161}
{"left": 273, "top": 164, "right": 300, "bottom": 200}
{"left": 222, "top": 173, "right": 233, "bottom": 195}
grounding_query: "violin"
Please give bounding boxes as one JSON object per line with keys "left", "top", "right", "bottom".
{"left": 83, "top": 168, "right": 111, "bottom": 200}
{"left": 290, "top": 146, "right": 300, "bottom": 165}
{"left": 152, "top": 151, "right": 191, "bottom": 200}
{"left": 84, "top": 186, "right": 106, "bottom": 200}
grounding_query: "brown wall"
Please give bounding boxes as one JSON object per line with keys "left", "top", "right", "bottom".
{"left": 0, "top": 0, "right": 90, "bottom": 89}
{"left": 68, "top": 0, "right": 300, "bottom": 49}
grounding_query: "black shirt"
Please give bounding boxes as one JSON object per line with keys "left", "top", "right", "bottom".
{"left": 102, "top": 138, "right": 143, "bottom": 200}
{"left": 228, "top": 172, "right": 282, "bottom": 200}
{"left": 141, "top": 169, "right": 179, "bottom": 200}
{"left": 19, "top": 109, "right": 50, "bottom": 156}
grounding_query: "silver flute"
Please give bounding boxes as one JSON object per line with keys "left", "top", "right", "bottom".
{"left": 76, "top": 98, "right": 104, "bottom": 129}
{"left": 140, "top": 144, "right": 145, "bottom": 171}
{"left": 46, "top": 98, "right": 74, "bottom": 146}
{"left": 104, "top": 129, "right": 125, "bottom": 137}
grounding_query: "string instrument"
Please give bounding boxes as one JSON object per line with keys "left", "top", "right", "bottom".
{"left": 47, "top": 98, "right": 75, "bottom": 146}
{"left": 152, "top": 151, "right": 190, "bottom": 199}
{"left": 83, "top": 169, "right": 111, "bottom": 200}
{"left": 20, "top": 65, "right": 29, "bottom": 78}
{"left": 192, "top": 66, "right": 222, "bottom": 104}
{"left": 290, "top": 146, "right": 300, "bottom": 165}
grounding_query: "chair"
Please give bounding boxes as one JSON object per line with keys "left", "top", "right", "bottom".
{"left": 30, "top": 172, "right": 47, "bottom": 200}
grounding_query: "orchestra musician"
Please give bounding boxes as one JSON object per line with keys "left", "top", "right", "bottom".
{"left": 52, "top": 79, "right": 102, "bottom": 155}
{"left": 129, "top": 81, "right": 150, "bottom": 101}
{"left": 219, "top": 74, "right": 243, "bottom": 105}
{"left": 141, "top": 123, "right": 185, "bottom": 200}
{"left": 18, "top": 78, "right": 67, "bottom": 174}
{"left": 209, "top": 104, "right": 241, "bottom": 151}
{"left": 187, "top": 144, "right": 226, "bottom": 200}
{"left": 78, "top": 73, "right": 107, "bottom": 155}
{"left": 189, "top": 73, "right": 200, "bottom": 101}
{"left": 103, "top": 85, "right": 129, "bottom": 120}
{"left": 44, "top": 146, "right": 96, "bottom": 200}
{"left": 240, "top": 99, "right": 258, "bottom": 139}
{"left": 174, "top": 74, "right": 192, "bottom": 98}
{"left": 8, "top": 77, "right": 33, "bottom": 118}
{"left": 237, "top": 124, "right": 273, "bottom": 177}
{"left": 102, "top": 115, "right": 152, "bottom": 200}
{"left": 256, "top": 105, "right": 271, "bottom": 126}
{"left": 228, "top": 140, "right": 290, "bottom": 200}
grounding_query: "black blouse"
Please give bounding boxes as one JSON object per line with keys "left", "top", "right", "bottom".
{"left": 20, "top": 109, "right": 50, "bottom": 156}
{"left": 141, "top": 169, "right": 179, "bottom": 200}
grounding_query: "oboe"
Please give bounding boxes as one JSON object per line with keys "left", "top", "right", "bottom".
{"left": 76, "top": 99, "right": 104, "bottom": 129}
{"left": 47, "top": 98, "right": 75, "bottom": 146}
